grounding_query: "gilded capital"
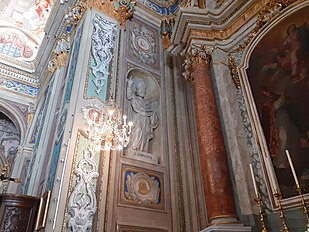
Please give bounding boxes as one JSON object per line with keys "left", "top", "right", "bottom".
{"left": 48, "top": 37, "right": 70, "bottom": 72}
{"left": 189, "top": 44, "right": 212, "bottom": 65}
{"left": 182, "top": 44, "right": 213, "bottom": 82}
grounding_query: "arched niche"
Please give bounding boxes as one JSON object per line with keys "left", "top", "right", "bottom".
{"left": 238, "top": 2, "right": 309, "bottom": 208}
{"left": 124, "top": 68, "right": 161, "bottom": 162}
{"left": 0, "top": 100, "right": 26, "bottom": 144}
{"left": 0, "top": 100, "right": 25, "bottom": 176}
{"left": 0, "top": 112, "right": 21, "bottom": 174}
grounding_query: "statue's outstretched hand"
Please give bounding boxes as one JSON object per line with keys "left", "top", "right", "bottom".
{"left": 127, "top": 77, "right": 133, "bottom": 86}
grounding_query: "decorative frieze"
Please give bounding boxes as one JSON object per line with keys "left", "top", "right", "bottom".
{"left": 137, "top": 0, "right": 179, "bottom": 16}
{"left": 0, "top": 65, "right": 37, "bottom": 85}
{"left": 0, "top": 77, "right": 39, "bottom": 98}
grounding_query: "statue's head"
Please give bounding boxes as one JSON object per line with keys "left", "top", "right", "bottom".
{"left": 135, "top": 80, "right": 146, "bottom": 98}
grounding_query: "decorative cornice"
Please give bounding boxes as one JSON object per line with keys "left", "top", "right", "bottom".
{"left": 0, "top": 76, "right": 39, "bottom": 98}
{"left": 172, "top": 0, "right": 257, "bottom": 45}
{"left": 0, "top": 65, "right": 38, "bottom": 85}
{"left": 0, "top": 53, "right": 35, "bottom": 72}
{"left": 182, "top": 44, "right": 213, "bottom": 82}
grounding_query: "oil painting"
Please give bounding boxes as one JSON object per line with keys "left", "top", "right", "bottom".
{"left": 247, "top": 6, "right": 309, "bottom": 198}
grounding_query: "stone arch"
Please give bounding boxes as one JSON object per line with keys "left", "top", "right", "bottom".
{"left": 0, "top": 99, "right": 25, "bottom": 145}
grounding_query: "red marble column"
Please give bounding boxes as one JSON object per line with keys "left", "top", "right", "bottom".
{"left": 190, "top": 51, "right": 237, "bottom": 224}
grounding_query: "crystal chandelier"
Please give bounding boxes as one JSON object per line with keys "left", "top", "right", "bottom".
{"left": 83, "top": 99, "right": 132, "bottom": 151}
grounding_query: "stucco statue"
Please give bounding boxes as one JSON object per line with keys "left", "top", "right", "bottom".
{"left": 126, "top": 77, "right": 159, "bottom": 152}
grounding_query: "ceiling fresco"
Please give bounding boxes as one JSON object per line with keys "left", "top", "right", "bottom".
{"left": 0, "top": 0, "right": 52, "bottom": 62}
{"left": 0, "top": 0, "right": 52, "bottom": 40}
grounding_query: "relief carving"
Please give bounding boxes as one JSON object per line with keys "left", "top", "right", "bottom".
{"left": 128, "top": 21, "right": 158, "bottom": 68}
{"left": 125, "top": 69, "right": 160, "bottom": 164}
{"left": 120, "top": 165, "right": 165, "bottom": 210}
{"left": 67, "top": 148, "right": 98, "bottom": 232}
{"left": 125, "top": 172, "right": 160, "bottom": 204}
{"left": 91, "top": 15, "right": 117, "bottom": 94}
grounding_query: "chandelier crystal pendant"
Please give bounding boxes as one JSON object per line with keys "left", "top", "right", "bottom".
{"left": 83, "top": 99, "right": 132, "bottom": 151}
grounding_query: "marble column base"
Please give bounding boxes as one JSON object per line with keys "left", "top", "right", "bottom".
{"left": 201, "top": 224, "right": 251, "bottom": 232}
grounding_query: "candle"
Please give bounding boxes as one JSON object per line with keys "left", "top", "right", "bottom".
{"left": 108, "top": 110, "right": 114, "bottom": 121}
{"left": 128, "top": 121, "right": 133, "bottom": 133}
{"left": 123, "top": 115, "right": 127, "bottom": 126}
{"left": 285, "top": 150, "right": 299, "bottom": 186}
{"left": 93, "top": 111, "right": 97, "bottom": 123}
{"left": 249, "top": 163, "right": 258, "bottom": 195}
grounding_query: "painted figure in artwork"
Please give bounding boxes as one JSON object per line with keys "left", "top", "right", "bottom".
{"left": 276, "top": 22, "right": 309, "bottom": 83}
{"left": 126, "top": 77, "right": 159, "bottom": 152}
{"left": 251, "top": 18, "right": 309, "bottom": 197}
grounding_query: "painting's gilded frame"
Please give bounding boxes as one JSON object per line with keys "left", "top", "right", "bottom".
{"left": 35, "top": 190, "right": 51, "bottom": 230}
{"left": 231, "top": 0, "right": 309, "bottom": 209}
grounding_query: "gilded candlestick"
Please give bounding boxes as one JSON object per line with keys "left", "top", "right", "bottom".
{"left": 255, "top": 193, "right": 268, "bottom": 232}
{"left": 296, "top": 184, "right": 309, "bottom": 232}
{"left": 274, "top": 188, "right": 289, "bottom": 232}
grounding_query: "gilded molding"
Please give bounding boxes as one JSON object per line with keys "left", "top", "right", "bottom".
{"left": 173, "top": 0, "right": 259, "bottom": 44}
{"left": 48, "top": 37, "right": 70, "bottom": 72}
{"left": 232, "top": 0, "right": 300, "bottom": 53}
{"left": 174, "top": 0, "right": 301, "bottom": 46}
{"left": 85, "top": 0, "right": 135, "bottom": 28}
{"left": 227, "top": 55, "right": 240, "bottom": 89}
{"left": 180, "top": 0, "right": 205, "bottom": 9}
{"left": 227, "top": 0, "right": 302, "bottom": 88}
{"left": 183, "top": 45, "right": 212, "bottom": 82}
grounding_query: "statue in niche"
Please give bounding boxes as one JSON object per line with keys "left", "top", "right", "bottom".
{"left": 126, "top": 76, "right": 159, "bottom": 153}
{"left": 0, "top": 118, "right": 20, "bottom": 165}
